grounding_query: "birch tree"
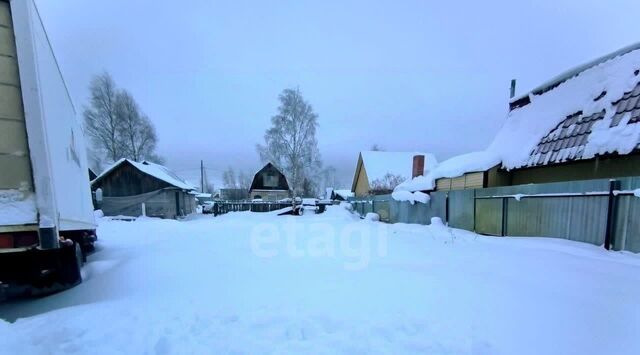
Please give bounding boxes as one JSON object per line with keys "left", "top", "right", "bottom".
{"left": 83, "top": 72, "right": 123, "bottom": 162}
{"left": 83, "top": 72, "right": 164, "bottom": 165}
{"left": 115, "top": 90, "right": 158, "bottom": 162}
{"left": 256, "top": 88, "right": 322, "bottom": 196}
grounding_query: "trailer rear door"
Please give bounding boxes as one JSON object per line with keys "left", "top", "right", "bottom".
{"left": 0, "top": 1, "right": 36, "bottom": 227}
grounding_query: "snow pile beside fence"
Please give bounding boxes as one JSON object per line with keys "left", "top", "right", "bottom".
{"left": 391, "top": 190, "right": 431, "bottom": 204}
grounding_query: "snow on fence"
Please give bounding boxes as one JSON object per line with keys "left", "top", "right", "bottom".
{"left": 350, "top": 176, "right": 640, "bottom": 253}
{"left": 213, "top": 201, "right": 293, "bottom": 215}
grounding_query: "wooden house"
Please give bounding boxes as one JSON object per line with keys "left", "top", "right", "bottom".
{"left": 399, "top": 43, "right": 640, "bottom": 193}
{"left": 249, "top": 163, "right": 290, "bottom": 201}
{"left": 91, "top": 159, "right": 196, "bottom": 219}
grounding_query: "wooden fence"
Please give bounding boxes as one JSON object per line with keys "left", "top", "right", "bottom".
{"left": 212, "top": 201, "right": 293, "bottom": 215}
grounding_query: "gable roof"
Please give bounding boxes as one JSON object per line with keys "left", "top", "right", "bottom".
{"left": 92, "top": 159, "right": 195, "bottom": 190}
{"left": 249, "top": 162, "right": 290, "bottom": 191}
{"left": 352, "top": 151, "right": 437, "bottom": 190}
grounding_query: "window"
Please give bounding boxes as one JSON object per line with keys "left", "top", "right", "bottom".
{"left": 263, "top": 173, "right": 279, "bottom": 187}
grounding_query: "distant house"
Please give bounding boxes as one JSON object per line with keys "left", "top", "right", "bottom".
{"left": 331, "top": 189, "right": 354, "bottom": 201}
{"left": 249, "top": 163, "right": 290, "bottom": 201}
{"left": 351, "top": 151, "right": 437, "bottom": 197}
{"left": 398, "top": 43, "right": 640, "bottom": 193}
{"left": 195, "top": 193, "right": 212, "bottom": 205}
{"left": 91, "top": 159, "right": 196, "bottom": 219}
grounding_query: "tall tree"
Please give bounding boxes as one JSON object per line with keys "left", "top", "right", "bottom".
{"left": 83, "top": 72, "right": 164, "bottom": 165}
{"left": 257, "top": 88, "right": 322, "bottom": 196}
{"left": 83, "top": 72, "right": 123, "bottom": 162}
{"left": 115, "top": 90, "right": 159, "bottom": 162}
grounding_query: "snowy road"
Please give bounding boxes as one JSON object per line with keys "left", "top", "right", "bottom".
{"left": 1, "top": 206, "right": 639, "bottom": 354}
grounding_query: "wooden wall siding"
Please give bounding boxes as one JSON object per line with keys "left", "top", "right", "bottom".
{"left": 511, "top": 154, "right": 640, "bottom": 185}
{"left": 435, "top": 178, "right": 451, "bottom": 191}
{"left": 436, "top": 172, "right": 486, "bottom": 191}
{"left": 354, "top": 165, "right": 370, "bottom": 197}
{"left": 94, "top": 162, "right": 171, "bottom": 197}
{"left": 464, "top": 172, "right": 484, "bottom": 188}
{"left": 451, "top": 176, "right": 465, "bottom": 190}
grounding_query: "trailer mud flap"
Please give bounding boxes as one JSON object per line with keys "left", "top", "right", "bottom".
{"left": 0, "top": 243, "right": 82, "bottom": 302}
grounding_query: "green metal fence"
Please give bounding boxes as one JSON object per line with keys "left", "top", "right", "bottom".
{"left": 350, "top": 176, "right": 640, "bottom": 253}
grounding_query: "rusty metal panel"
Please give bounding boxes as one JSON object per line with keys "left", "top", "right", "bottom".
{"left": 448, "top": 189, "right": 474, "bottom": 231}
{"left": 475, "top": 198, "right": 503, "bottom": 235}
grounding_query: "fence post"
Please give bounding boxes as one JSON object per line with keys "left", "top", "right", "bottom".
{"left": 604, "top": 179, "right": 621, "bottom": 250}
{"left": 501, "top": 197, "right": 508, "bottom": 236}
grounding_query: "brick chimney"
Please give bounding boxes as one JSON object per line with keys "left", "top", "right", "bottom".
{"left": 412, "top": 155, "right": 425, "bottom": 178}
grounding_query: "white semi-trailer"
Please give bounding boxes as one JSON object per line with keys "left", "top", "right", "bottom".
{"left": 0, "top": 0, "right": 96, "bottom": 300}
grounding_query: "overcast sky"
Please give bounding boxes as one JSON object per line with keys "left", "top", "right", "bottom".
{"left": 36, "top": 0, "right": 640, "bottom": 188}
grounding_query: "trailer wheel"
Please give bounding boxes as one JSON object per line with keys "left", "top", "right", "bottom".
{"left": 60, "top": 242, "right": 84, "bottom": 285}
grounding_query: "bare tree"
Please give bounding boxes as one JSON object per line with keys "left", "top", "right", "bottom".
{"left": 84, "top": 72, "right": 163, "bottom": 164}
{"left": 238, "top": 171, "right": 253, "bottom": 190}
{"left": 256, "top": 88, "right": 322, "bottom": 196}
{"left": 319, "top": 166, "right": 337, "bottom": 191}
{"left": 222, "top": 167, "right": 253, "bottom": 190}
{"left": 115, "top": 90, "right": 158, "bottom": 161}
{"left": 83, "top": 72, "right": 124, "bottom": 162}
{"left": 369, "top": 173, "right": 406, "bottom": 195}
{"left": 222, "top": 167, "right": 237, "bottom": 188}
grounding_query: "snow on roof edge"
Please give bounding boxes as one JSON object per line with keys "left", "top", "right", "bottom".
{"left": 511, "top": 41, "right": 640, "bottom": 103}
{"left": 397, "top": 43, "right": 640, "bottom": 193}
{"left": 92, "top": 159, "right": 195, "bottom": 191}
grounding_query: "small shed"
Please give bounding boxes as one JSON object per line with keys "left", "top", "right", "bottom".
{"left": 91, "top": 159, "right": 196, "bottom": 219}
{"left": 249, "top": 163, "right": 290, "bottom": 201}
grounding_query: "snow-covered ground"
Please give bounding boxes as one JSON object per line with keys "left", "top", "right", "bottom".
{"left": 1, "top": 206, "right": 639, "bottom": 354}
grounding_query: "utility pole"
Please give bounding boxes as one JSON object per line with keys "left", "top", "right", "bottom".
{"left": 200, "top": 160, "right": 204, "bottom": 193}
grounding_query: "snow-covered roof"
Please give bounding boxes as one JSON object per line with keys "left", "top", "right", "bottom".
{"left": 195, "top": 193, "right": 212, "bottom": 198}
{"left": 357, "top": 151, "right": 437, "bottom": 185}
{"left": 396, "top": 151, "right": 499, "bottom": 192}
{"left": 92, "top": 159, "right": 195, "bottom": 190}
{"left": 397, "top": 43, "right": 640, "bottom": 192}
{"left": 494, "top": 44, "right": 640, "bottom": 169}
{"left": 333, "top": 189, "right": 354, "bottom": 199}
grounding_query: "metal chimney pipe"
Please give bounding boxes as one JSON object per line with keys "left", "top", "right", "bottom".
{"left": 510, "top": 79, "right": 516, "bottom": 98}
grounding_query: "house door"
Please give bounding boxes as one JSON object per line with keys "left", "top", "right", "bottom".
{"left": 175, "top": 191, "right": 181, "bottom": 217}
